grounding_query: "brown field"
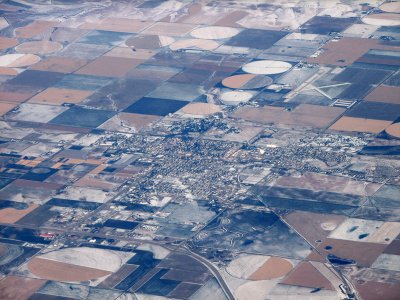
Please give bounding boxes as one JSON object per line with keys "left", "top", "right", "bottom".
{"left": 143, "top": 22, "right": 197, "bottom": 36}
{"left": 119, "top": 112, "right": 160, "bottom": 130}
{"left": 14, "top": 179, "right": 63, "bottom": 190}
{"left": 307, "top": 37, "right": 399, "bottom": 67}
{"left": 30, "top": 56, "right": 88, "bottom": 73}
{"left": 365, "top": 85, "right": 400, "bottom": 104}
{"left": 76, "top": 56, "right": 142, "bottom": 77}
{"left": 281, "top": 261, "right": 334, "bottom": 290}
{"left": 214, "top": 11, "right": 248, "bottom": 27}
{"left": 98, "top": 264, "right": 137, "bottom": 288}
{"left": 17, "top": 158, "right": 43, "bottom": 168}
{"left": 380, "top": 1, "right": 400, "bottom": 13}
{"left": 88, "top": 165, "right": 107, "bottom": 175}
{"left": 234, "top": 106, "right": 284, "bottom": 120}
{"left": 0, "top": 54, "right": 40, "bottom": 68}
{"left": 222, "top": 74, "right": 256, "bottom": 89}
{"left": 306, "top": 250, "right": 326, "bottom": 263}
{"left": 357, "top": 55, "right": 400, "bottom": 67}
{"left": 272, "top": 172, "right": 381, "bottom": 196}
{"left": 353, "top": 280, "right": 400, "bottom": 300}
{"left": 29, "top": 88, "right": 93, "bottom": 105}
{"left": 311, "top": 238, "right": 386, "bottom": 267}
{"left": 248, "top": 257, "right": 293, "bottom": 280}
{"left": 234, "top": 104, "right": 344, "bottom": 128}
{"left": 79, "top": 18, "right": 153, "bottom": 33}
{"left": 0, "top": 102, "right": 16, "bottom": 116}
{"left": 181, "top": 103, "right": 222, "bottom": 115}
{"left": 0, "top": 36, "right": 18, "bottom": 50}
{"left": 0, "top": 67, "right": 18, "bottom": 76}
{"left": 0, "top": 203, "right": 39, "bottom": 224}
{"left": 89, "top": 164, "right": 107, "bottom": 175}
{"left": 330, "top": 116, "right": 391, "bottom": 133}
{"left": 283, "top": 211, "right": 346, "bottom": 246}
{"left": 384, "top": 240, "right": 400, "bottom": 255}
{"left": 0, "top": 276, "right": 46, "bottom": 300}
{"left": 63, "top": 158, "right": 106, "bottom": 165}
{"left": 294, "top": 104, "right": 344, "bottom": 117}
{"left": 28, "top": 257, "right": 111, "bottom": 282}
{"left": 363, "top": 13, "right": 400, "bottom": 26}
{"left": 74, "top": 175, "right": 117, "bottom": 190}
{"left": 15, "top": 20, "right": 58, "bottom": 38}
{"left": 0, "top": 91, "right": 35, "bottom": 103}
{"left": 386, "top": 123, "right": 400, "bottom": 138}
{"left": 16, "top": 41, "right": 62, "bottom": 55}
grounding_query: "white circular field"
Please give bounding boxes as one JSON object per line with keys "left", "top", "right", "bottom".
{"left": 242, "top": 60, "right": 292, "bottom": 75}
{"left": 27, "top": 246, "right": 134, "bottom": 282}
{"left": 37, "top": 246, "right": 129, "bottom": 272}
{"left": 220, "top": 91, "right": 253, "bottom": 105}
{"left": 363, "top": 13, "right": 400, "bottom": 26}
{"left": 190, "top": 26, "right": 240, "bottom": 40}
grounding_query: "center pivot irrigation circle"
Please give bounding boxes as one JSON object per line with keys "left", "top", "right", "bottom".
{"left": 0, "top": 53, "right": 41, "bottom": 67}
{"left": 220, "top": 91, "right": 253, "bottom": 105}
{"left": 379, "top": 2, "right": 400, "bottom": 13}
{"left": 362, "top": 13, "right": 400, "bottom": 26}
{"left": 190, "top": 26, "right": 240, "bottom": 40}
{"left": 222, "top": 74, "right": 273, "bottom": 89}
{"left": 386, "top": 123, "right": 400, "bottom": 139}
{"left": 242, "top": 60, "right": 292, "bottom": 75}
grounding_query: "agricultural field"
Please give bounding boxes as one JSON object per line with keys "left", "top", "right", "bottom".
{"left": 0, "top": 1, "right": 399, "bottom": 300}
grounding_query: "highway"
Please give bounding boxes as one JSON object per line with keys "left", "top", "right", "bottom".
{"left": 0, "top": 221, "right": 236, "bottom": 300}
{"left": 179, "top": 244, "right": 236, "bottom": 300}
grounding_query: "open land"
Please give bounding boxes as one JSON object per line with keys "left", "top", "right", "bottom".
{"left": 0, "top": 1, "right": 399, "bottom": 300}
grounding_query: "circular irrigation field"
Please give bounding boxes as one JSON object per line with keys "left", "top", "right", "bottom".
{"left": 242, "top": 60, "right": 292, "bottom": 75}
